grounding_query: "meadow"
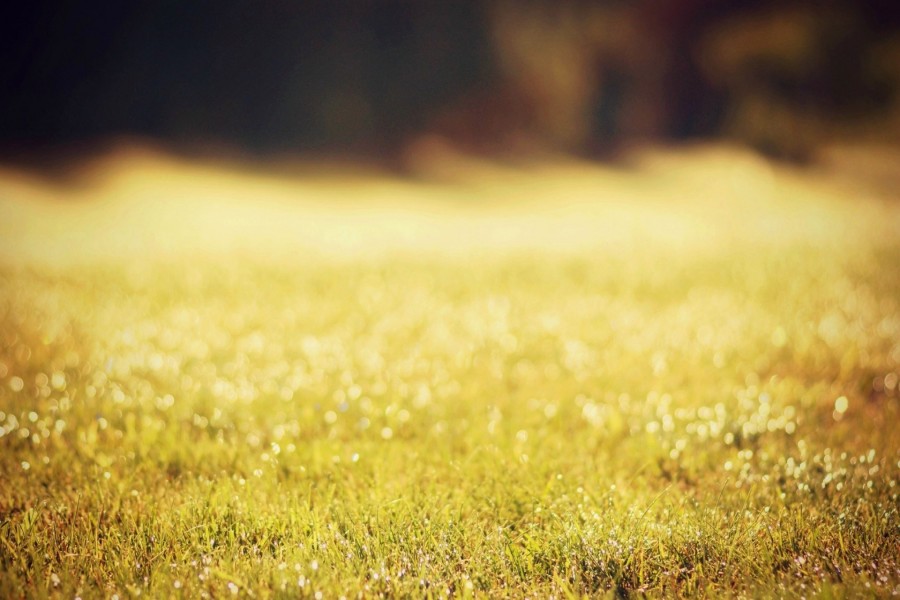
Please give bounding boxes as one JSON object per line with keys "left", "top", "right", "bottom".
{"left": 1, "top": 145, "right": 899, "bottom": 597}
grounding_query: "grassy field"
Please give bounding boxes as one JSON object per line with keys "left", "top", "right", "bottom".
{"left": 1, "top": 145, "right": 899, "bottom": 597}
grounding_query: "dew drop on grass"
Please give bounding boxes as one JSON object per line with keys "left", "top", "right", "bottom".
{"left": 834, "top": 396, "right": 849, "bottom": 414}
{"left": 51, "top": 371, "right": 66, "bottom": 390}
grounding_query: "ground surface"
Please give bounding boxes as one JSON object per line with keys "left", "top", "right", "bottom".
{"left": 1, "top": 144, "right": 899, "bottom": 598}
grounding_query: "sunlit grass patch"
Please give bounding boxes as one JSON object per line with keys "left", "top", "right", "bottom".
{"left": 1, "top": 148, "right": 900, "bottom": 597}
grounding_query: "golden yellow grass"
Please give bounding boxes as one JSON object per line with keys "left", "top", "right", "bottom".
{"left": 1, "top": 143, "right": 899, "bottom": 597}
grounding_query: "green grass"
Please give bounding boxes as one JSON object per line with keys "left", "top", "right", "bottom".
{"left": 1, "top": 159, "right": 900, "bottom": 597}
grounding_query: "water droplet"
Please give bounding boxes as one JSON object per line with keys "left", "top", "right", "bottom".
{"left": 50, "top": 372, "right": 66, "bottom": 390}
{"left": 834, "top": 396, "right": 849, "bottom": 414}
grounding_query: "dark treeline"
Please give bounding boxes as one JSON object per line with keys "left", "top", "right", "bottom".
{"left": 2, "top": 0, "right": 899, "bottom": 158}
{"left": 1, "top": 2, "right": 494, "bottom": 151}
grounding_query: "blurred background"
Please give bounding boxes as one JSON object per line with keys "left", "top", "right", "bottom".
{"left": 2, "top": 0, "right": 900, "bottom": 166}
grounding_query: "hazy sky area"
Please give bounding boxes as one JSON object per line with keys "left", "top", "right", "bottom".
{"left": 2, "top": 0, "right": 900, "bottom": 160}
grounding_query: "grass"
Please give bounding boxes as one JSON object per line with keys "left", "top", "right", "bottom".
{"left": 1, "top": 147, "right": 899, "bottom": 598}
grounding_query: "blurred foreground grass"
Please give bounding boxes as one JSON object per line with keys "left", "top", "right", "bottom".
{"left": 1, "top": 144, "right": 899, "bottom": 597}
